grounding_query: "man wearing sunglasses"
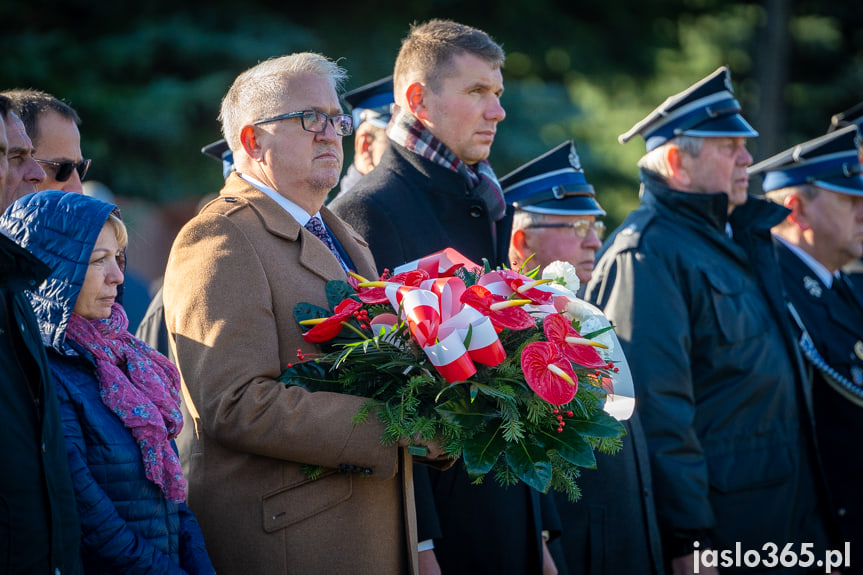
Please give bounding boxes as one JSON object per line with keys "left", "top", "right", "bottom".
{"left": 0, "top": 102, "right": 46, "bottom": 211}
{"left": 2, "top": 88, "right": 90, "bottom": 193}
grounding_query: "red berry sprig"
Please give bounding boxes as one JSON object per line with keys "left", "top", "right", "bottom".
{"left": 352, "top": 308, "right": 372, "bottom": 330}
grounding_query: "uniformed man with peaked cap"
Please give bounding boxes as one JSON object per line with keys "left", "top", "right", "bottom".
{"left": 504, "top": 142, "right": 666, "bottom": 574}
{"left": 829, "top": 101, "right": 863, "bottom": 296}
{"left": 586, "top": 66, "right": 839, "bottom": 575}
{"left": 201, "top": 138, "right": 234, "bottom": 179}
{"left": 502, "top": 140, "right": 606, "bottom": 286}
{"left": 332, "top": 76, "right": 394, "bottom": 199}
{"left": 752, "top": 124, "right": 863, "bottom": 573}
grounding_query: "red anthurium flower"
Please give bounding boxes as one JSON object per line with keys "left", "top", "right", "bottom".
{"left": 460, "top": 285, "right": 535, "bottom": 332}
{"left": 355, "top": 269, "right": 430, "bottom": 304}
{"left": 542, "top": 313, "right": 607, "bottom": 369}
{"left": 521, "top": 341, "right": 578, "bottom": 405}
{"left": 497, "top": 269, "right": 554, "bottom": 306}
{"left": 301, "top": 298, "right": 362, "bottom": 343}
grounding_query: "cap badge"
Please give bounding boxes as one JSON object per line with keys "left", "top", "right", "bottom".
{"left": 568, "top": 149, "right": 582, "bottom": 170}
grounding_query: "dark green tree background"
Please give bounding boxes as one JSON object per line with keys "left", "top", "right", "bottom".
{"left": 2, "top": 0, "right": 861, "bottom": 232}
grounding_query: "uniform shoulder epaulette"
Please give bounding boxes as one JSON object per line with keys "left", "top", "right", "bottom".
{"left": 610, "top": 209, "right": 655, "bottom": 252}
{"left": 199, "top": 195, "right": 249, "bottom": 217}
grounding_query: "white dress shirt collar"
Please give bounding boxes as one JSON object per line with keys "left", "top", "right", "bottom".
{"left": 774, "top": 234, "right": 836, "bottom": 288}
{"left": 237, "top": 172, "right": 321, "bottom": 226}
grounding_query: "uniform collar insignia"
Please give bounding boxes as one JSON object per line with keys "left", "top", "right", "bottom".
{"left": 803, "top": 275, "right": 823, "bottom": 298}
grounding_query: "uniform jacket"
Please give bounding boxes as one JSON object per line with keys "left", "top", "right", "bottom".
{"left": 549, "top": 413, "right": 664, "bottom": 575}
{"left": 776, "top": 240, "right": 863, "bottom": 558}
{"left": 586, "top": 170, "right": 834, "bottom": 571}
{"left": 0, "top": 191, "right": 213, "bottom": 575}
{"left": 0, "top": 232, "right": 82, "bottom": 575}
{"left": 330, "top": 142, "right": 513, "bottom": 273}
{"left": 331, "top": 141, "right": 560, "bottom": 575}
{"left": 163, "top": 174, "right": 418, "bottom": 575}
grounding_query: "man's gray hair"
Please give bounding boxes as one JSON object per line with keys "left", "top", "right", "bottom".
{"left": 637, "top": 135, "right": 705, "bottom": 179}
{"left": 219, "top": 53, "right": 348, "bottom": 151}
{"left": 511, "top": 209, "right": 555, "bottom": 232}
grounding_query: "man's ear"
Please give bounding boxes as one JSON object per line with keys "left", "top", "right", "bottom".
{"left": 783, "top": 193, "right": 811, "bottom": 231}
{"left": 406, "top": 83, "right": 427, "bottom": 120}
{"left": 240, "top": 125, "right": 261, "bottom": 160}
{"left": 511, "top": 228, "right": 529, "bottom": 260}
{"left": 667, "top": 145, "right": 691, "bottom": 189}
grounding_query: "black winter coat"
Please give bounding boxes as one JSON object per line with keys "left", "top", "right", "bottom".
{"left": 586, "top": 170, "right": 836, "bottom": 572}
{"left": 0, "top": 233, "right": 82, "bottom": 575}
{"left": 330, "top": 140, "right": 561, "bottom": 575}
{"left": 330, "top": 142, "right": 513, "bottom": 273}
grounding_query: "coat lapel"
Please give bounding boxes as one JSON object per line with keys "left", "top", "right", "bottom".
{"left": 221, "top": 175, "right": 348, "bottom": 283}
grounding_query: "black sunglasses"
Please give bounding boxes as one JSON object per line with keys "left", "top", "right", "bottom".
{"left": 35, "top": 158, "right": 92, "bottom": 182}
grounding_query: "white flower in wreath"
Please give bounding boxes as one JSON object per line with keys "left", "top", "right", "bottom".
{"left": 541, "top": 260, "right": 580, "bottom": 295}
{"left": 563, "top": 297, "right": 616, "bottom": 360}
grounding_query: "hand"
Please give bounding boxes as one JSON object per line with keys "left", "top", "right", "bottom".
{"left": 541, "top": 538, "right": 559, "bottom": 575}
{"left": 672, "top": 552, "right": 718, "bottom": 575}
{"left": 418, "top": 549, "right": 441, "bottom": 575}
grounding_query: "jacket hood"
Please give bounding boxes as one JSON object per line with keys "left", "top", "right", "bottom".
{"left": 0, "top": 191, "right": 116, "bottom": 352}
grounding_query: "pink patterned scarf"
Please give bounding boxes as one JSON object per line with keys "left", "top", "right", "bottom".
{"left": 65, "top": 303, "right": 186, "bottom": 502}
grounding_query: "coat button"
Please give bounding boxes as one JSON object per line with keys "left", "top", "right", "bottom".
{"left": 838, "top": 507, "right": 847, "bottom": 516}
{"left": 469, "top": 204, "right": 484, "bottom": 218}
{"left": 42, "top": 442, "right": 47, "bottom": 453}
{"left": 55, "top": 569, "right": 61, "bottom": 575}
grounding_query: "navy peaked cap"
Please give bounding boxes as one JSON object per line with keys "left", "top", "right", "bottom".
{"left": 343, "top": 76, "right": 394, "bottom": 130}
{"left": 749, "top": 124, "right": 863, "bottom": 196}
{"left": 501, "top": 141, "right": 605, "bottom": 216}
{"left": 619, "top": 66, "right": 758, "bottom": 151}
{"left": 201, "top": 138, "right": 234, "bottom": 179}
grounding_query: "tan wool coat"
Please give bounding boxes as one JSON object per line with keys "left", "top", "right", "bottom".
{"left": 163, "top": 174, "right": 418, "bottom": 575}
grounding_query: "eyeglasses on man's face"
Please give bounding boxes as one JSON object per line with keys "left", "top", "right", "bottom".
{"left": 525, "top": 219, "right": 606, "bottom": 240}
{"left": 35, "top": 158, "right": 91, "bottom": 182}
{"left": 252, "top": 110, "right": 354, "bottom": 137}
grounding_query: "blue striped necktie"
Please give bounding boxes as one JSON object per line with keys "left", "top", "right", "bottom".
{"left": 305, "top": 216, "right": 350, "bottom": 274}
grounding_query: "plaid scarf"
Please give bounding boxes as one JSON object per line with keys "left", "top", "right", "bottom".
{"left": 388, "top": 106, "right": 506, "bottom": 221}
{"left": 65, "top": 303, "right": 186, "bottom": 503}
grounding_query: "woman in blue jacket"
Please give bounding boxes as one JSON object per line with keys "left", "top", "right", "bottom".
{"left": 0, "top": 191, "right": 215, "bottom": 575}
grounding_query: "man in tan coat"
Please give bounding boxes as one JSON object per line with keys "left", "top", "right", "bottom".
{"left": 163, "top": 53, "right": 422, "bottom": 574}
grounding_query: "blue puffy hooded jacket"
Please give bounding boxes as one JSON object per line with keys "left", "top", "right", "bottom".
{"left": 0, "top": 191, "right": 214, "bottom": 575}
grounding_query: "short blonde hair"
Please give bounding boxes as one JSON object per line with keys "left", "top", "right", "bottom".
{"left": 219, "top": 53, "right": 348, "bottom": 151}
{"left": 105, "top": 211, "right": 128, "bottom": 250}
{"left": 393, "top": 19, "right": 504, "bottom": 108}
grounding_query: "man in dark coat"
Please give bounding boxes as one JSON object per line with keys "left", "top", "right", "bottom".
{"left": 331, "top": 19, "right": 561, "bottom": 575}
{"left": 0, "top": 96, "right": 82, "bottom": 575}
{"left": 586, "top": 67, "right": 839, "bottom": 575}
{"left": 752, "top": 124, "right": 863, "bottom": 573}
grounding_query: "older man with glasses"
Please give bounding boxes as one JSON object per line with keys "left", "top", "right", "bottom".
{"left": 1, "top": 88, "right": 90, "bottom": 193}
{"left": 504, "top": 140, "right": 606, "bottom": 289}
{"left": 162, "top": 52, "right": 443, "bottom": 575}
